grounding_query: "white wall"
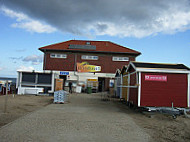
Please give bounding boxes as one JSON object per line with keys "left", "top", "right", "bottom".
{"left": 18, "top": 87, "right": 43, "bottom": 95}
{"left": 188, "top": 73, "right": 190, "bottom": 107}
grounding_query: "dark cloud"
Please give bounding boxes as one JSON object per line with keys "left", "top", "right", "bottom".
{"left": 22, "top": 55, "right": 43, "bottom": 65}
{"left": 96, "top": 23, "right": 108, "bottom": 32}
{"left": 9, "top": 55, "right": 42, "bottom": 65}
{"left": 1, "top": 0, "right": 190, "bottom": 37}
{"left": 10, "top": 56, "right": 23, "bottom": 63}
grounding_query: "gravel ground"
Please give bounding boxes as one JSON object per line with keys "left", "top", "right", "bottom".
{"left": 0, "top": 94, "right": 52, "bottom": 128}
{"left": 0, "top": 93, "right": 150, "bottom": 142}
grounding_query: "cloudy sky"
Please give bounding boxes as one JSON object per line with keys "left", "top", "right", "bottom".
{"left": 0, "top": 0, "right": 190, "bottom": 77}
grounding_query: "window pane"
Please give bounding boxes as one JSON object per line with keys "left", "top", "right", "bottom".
{"left": 22, "top": 73, "right": 36, "bottom": 83}
{"left": 38, "top": 73, "right": 52, "bottom": 84}
{"left": 61, "top": 54, "right": 67, "bottom": 58}
{"left": 50, "top": 53, "right": 67, "bottom": 58}
{"left": 56, "top": 54, "right": 61, "bottom": 58}
{"left": 81, "top": 55, "right": 98, "bottom": 60}
{"left": 112, "top": 56, "right": 129, "bottom": 61}
{"left": 50, "top": 54, "right": 55, "bottom": 58}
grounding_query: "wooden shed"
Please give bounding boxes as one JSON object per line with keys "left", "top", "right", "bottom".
{"left": 126, "top": 61, "right": 190, "bottom": 108}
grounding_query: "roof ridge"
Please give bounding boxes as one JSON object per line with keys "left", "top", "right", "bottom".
{"left": 69, "top": 39, "right": 111, "bottom": 42}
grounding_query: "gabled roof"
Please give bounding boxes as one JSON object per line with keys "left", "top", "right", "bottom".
{"left": 127, "top": 61, "right": 190, "bottom": 74}
{"left": 121, "top": 65, "right": 128, "bottom": 75}
{"left": 39, "top": 40, "right": 141, "bottom": 55}
{"left": 115, "top": 69, "right": 121, "bottom": 77}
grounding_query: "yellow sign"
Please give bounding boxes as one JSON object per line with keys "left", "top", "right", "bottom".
{"left": 87, "top": 79, "right": 98, "bottom": 82}
{"left": 77, "top": 62, "right": 101, "bottom": 72}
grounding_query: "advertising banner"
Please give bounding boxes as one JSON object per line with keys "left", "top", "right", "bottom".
{"left": 145, "top": 75, "right": 167, "bottom": 82}
{"left": 77, "top": 62, "right": 101, "bottom": 72}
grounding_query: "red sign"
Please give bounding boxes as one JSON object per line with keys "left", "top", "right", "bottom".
{"left": 145, "top": 75, "right": 167, "bottom": 82}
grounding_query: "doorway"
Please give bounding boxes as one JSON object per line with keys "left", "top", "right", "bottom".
{"left": 59, "top": 75, "right": 67, "bottom": 90}
{"left": 98, "top": 77, "right": 105, "bottom": 92}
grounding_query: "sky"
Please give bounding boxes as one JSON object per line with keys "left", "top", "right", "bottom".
{"left": 0, "top": 0, "right": 190, "bottom": 78}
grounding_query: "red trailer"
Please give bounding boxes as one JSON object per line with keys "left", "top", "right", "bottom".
{"left": 126, "top": 62, "right": 190, "bottom": 108}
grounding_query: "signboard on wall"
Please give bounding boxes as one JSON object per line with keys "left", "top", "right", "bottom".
{"left": 145, "top": 75, "right": 167, "bottom": 82}
{"left": 77, "top": 62, "right": 101, "bottom": 72}
{"left": 60, "top": 71, "right": 69, "bottom": 75}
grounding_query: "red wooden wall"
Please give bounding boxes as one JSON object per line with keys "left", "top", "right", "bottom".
{"left": 140, "top": 72, "right": 188, "bottom": 107}
{"left": 44, "top": 52, "right": 135, "bottom": 73}
{"left": 129, "top": 73, "right": 138, "bottom": 105}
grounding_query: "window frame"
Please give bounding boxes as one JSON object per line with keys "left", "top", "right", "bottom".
{"left": 81, "top": 55, "right": 98, "bottom": 60}
{"left": 112, "top": 56, "right": 129, "bottom": 61}
{"left": 50, "top": 53, "right": 67, "bottom": 59}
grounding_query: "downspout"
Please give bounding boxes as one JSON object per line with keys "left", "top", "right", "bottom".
{"left": 51, "top": 71, "right": 55, "bottom": 92}
{"left": 43, "top": 51, "right": 46, "bottom": 71}
{"left": 74, "top": 54, "right": 79, "bottom": 83}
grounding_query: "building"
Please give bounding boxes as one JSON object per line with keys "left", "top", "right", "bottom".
{"left": 39, "top": 40, "right": 141, "bottom": 92}
{"left": 124, "top": 61, "right": 190, "bottom": 108}
{"left": 17, "top": 71, "right": 55, "bottom": 94}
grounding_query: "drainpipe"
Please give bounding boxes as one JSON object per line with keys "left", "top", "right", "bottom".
{"left": 74, "top": 54, "right": 79, "bottom": 83}
{"left": 43, "top": 51, "right": 47, "bottom": 71}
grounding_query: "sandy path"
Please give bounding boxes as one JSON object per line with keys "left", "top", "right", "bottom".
{"left": 0, "top": 93, "right": 150, "bottom": 142}
{"left": 0, "top": 95, "right": 52, "bottom": 128}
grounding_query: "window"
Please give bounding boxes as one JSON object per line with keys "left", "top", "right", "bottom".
{"left": 81, "top": 55, "right": 98, "bottom": 60}
{"left": 50, "top": 53, "right": 67, "bottom": 58}
{"left": 112, "top": 56, "right": 129, "bottom": 61}
{"left": 56, "top": 54, "right": 61, "bottom": 58}
{"left": 38, "top": 73, "right": 52, "bottom": 84}
{"left": 22, "top": 72, "right": 36, "bottom": 83}
{"left": 50, "top": 54, "right": 55, "bottom": 58}
{"left": 86, "top": 42, "right": 91, "bottom": 45}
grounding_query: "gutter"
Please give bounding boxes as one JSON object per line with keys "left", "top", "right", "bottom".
{"left": 39, "top": 49, "right": 141, "bottom": 56}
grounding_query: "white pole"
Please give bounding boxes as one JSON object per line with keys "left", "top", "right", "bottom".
{"left": 187, "top": 73, "right": 190, "bottom": 107}
{"left": 4, "top": 81, "right": 8, "bottom": 113}
{"left": 138, "top": 72, "right": 141, "bottom": 107}
{"left": 120, "top": 74, "right": 123, "bottom": 99}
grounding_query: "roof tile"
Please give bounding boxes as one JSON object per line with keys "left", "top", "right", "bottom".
{"left": 39, "top": 40, "right": 141, "bottom": 55}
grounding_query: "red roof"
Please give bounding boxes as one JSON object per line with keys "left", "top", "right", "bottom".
{"left": 39, "top": 40, "right": 141, "bottom": 55}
